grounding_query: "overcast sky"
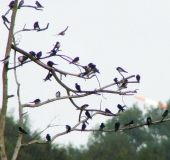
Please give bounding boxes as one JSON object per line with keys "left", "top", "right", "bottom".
{"left": 1, "top": 0, "right": 170, "bottom": 147}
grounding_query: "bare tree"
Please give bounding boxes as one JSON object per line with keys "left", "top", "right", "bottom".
{"left": 0, "top": 1, "right": 169, "bottom": 160}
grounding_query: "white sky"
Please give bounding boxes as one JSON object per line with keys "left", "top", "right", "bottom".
{"left": 1, "top": 0, "right": 170, "bottom": 147}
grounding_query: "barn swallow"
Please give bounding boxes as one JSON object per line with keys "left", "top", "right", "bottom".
{"left": 99, "top": 123, "right": 105, "bottom": 130}
{"left": 18, "top": 0, "right": 24, "bottom": 9}
{"left": 18, "top": 56, "right": 28, "bottom": 65}
{"left": 114, "top": 78, "right": 119, "bottom": 86}
{"left": 66, "top": 125, "right": 71, "bottom": 133}
{"left": 36, "top": 51, "right": 42, "bottom": 60}
{"left": 115, "top": 122, "right": 120, "bottom": 132}
{"left": 116, "top": 67, "right": 128, "bottom": 73}
{"left": 117, "top": 104, "right": 125, "bottom": 112}
{"left": 70, "top": 57, "right": 79, "bottom": 64}
{"left": 18, "top": 127, "right": 28, "bottom": 134}
{"left": 34, "top": 21, "right": 40, "bottom": 30}
{"left": 146, "top": 117, "right": 152, "bottom": 126}
{"left": 29, "top": 98, "right": 41, "bottom": 104}
{"left": 161, "top": 110, "right": 169, "bottom": 121}
{"left": 8, "top": 1, "right": 15, "bottom": 9}
{"left": 0, "top": 55, "right": 10, "bottom": 63}
{"left": 105, "top": 108, "right": 113, "bottom": 115}
{"left": 35, "top": 1, "right": 44, "bottom": 8}
{"left": 124, "top": 120, "right": 134, "bottom": 127}
{"left": 29, "top": 51, "right": 36, "bottom": 58}
{"left": 81, "top": 123, "right": 86, "bottom": 131}
{"left": 136, "top": 74, "right": 140, "bottom": 83}
{"left": 78, "top": 104, "right": 89, "bottom": 110}
{"left": 56, "top": 91, "right": 60, "bottom": 98}
{"left": 55, "top": 26, "right": 69, "bottom": 36}
{"left": 43, "top": 72, "right": 52, "bottom": 81}
{"left": 75, "top": 83, "right": 81, "bottom": 92}
{"left": 47, "top": 61, "right": 57, "bottom": 67}
{"left": 2, "top": 15, "right": 10, "bottom": 23}
{"left": 46, "top": 134, "right": 51, "bottom": 142}
{"left": 85, "top": 110, "right": 92, "bottom": 119}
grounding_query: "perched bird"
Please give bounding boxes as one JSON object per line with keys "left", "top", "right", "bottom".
{"left": 29, "top": 51, "right": 36, "bottom": 58}
{"left": 161, "top": 110, "right": 169, "bottom": 121}
{"left": 75, "top": 83, "right": 81, "bottom": 92}
{"left": 114, "top": 78, "right": 119, "bottom": 86}
{"left": 36, "top": 51, "right": 42, "bottom": 60}
{"left": 136, "top": 74, "right": 140, "bottom": 83}
{"left": 66, "top": 125, "right": 71, "bottom": 133}
{"left": 116, "top": 67, "right": 128, "bottom": 73}
{"left": 35, "top": 1, "right": 44, "bottom": 8}
{"left": 43, "top": 72, "right": 53, "bottom": 81}
{"left": 56, "top": 91, "right": 60, "bottom": 98}
{"left": 118, "top": 79, "right": 128, "bottom": 90}
{"left": 0, "top": 55, "right": 10, "bottom": 63}
{"left": 124, "top": 120, "right": 134, "bottom": 127}
{"left": 105, "top": 108, "right": 113, "bottom": 115}
{"left": 18, "top": 127, "right": 28, "bottom": 134}
{"left": 78, "top": 104, "right": 89, "bottom": 110}
{"left": 18, "top": 56, "right": 28, "bottom": 65}
{"left": 8, "top": 1, "right": 15, "bottom": 9}
{"left": 115, "top": 122, "right": 120, "bottom": 132}
{"left": 85, "top": 110, "right": 92, "bottom": 119}
{"left": 34, "top": 21, "right": 40, "bottom": 30}
{"left": 29, "top": 98, "right": 41, "bottom": 104}
{"left": 18, "top": 0, "right": 24, "bottom": 9}
{"left": 47, "top": 61, "right": 57, "bottom": 67}
{"left": 2, "top": 15, "right": 10, "bottom": 23}
{"left": 70, "top": 57, "right": 79, "bottom": 64}
{"left": 46, "top": 134, "right": 51, "bottom": 142}
{"left": 54, "top": 41, "right": 60, "bottom": 50}
{"left": 81, "top": 123, "right": 86, "bottom": 131}
{"left": 146, "top": 117, "right": 152, "bottom": 126}
{"left": 99, "top": 123, "right": 105, "bottom": 130}
{"left": 55, "top": 26, "right": 69, "bottom": 36}
{"left": 117, "top": 104, "right": 125, "bottom": 112}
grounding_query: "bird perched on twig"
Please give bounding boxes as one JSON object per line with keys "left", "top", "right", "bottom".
{"left": 146, "top": 117, "right": 152, "bottom": 127}
{"left": 136, "top": 74, "right": 140, "bottom": 83}
{"left": 54, "top": 26, "right": 69, "bottom": 36}
{"left": 81, "top": 123, "right": 86, "bottom": 132}
{"left": 34, "top": 21, "right": 40, "bottom": 30}
{"left": 114, "top": 78, "right": 119, "bottom": 87}
{"left": 46, "top": 134, "right": 51, "bottom": 142}
{"left": 115, "top": 122, "right": 120, "bottom": 132}
{"left": 47, "top": 61, "right": 57, "bottom": 67}
{"left": 117, "top": 104, "right": 125, "bottom": 113}
{"left": 105, "top": 108, "right": 113, "bottom": 115}
{"left": 35, "top": 1, "right": 44, "bottom": 8}
{"left": 75, "top": 83, "right": 81, "bottom": 92}
{"left": 70, "top": 57, "right": 79, "bottom": 64}
{"left": 99, "top": 123, "right": 105, "bottom": 130}
{"left": 43, "top": 72, "right": 53, "bottom": 81}
{"left": 116, "top": 67, "right": 128, "bottom": 73}
{"left": 29, "top": 98, "right": 41, "bottom": 104}
{"left": 85, "top": 110, "right": 92, "bottom": 119}
{"left": 18, "top": 127, "right": 28, "bottom": 134}
{"left": 56, "top": 91, "right": 60, "bottom": 98}
{"left": 18, "top": 0, "right": 24, "bottom": 9}
{"left": 29, "top": 51, "right": 36, "bottom": 58}
{"left": 78, "top": 104, "right": 89, "bottom": 110}
{"left": 124, "top": 120, "right": 134, "bottom": 127}
{"left": 66, "top": 125, "right": 71, "bottom": 133}
{"left": 161, "top": 110, "right": 169, "bottom": 121}
{"left": 2, "top": 15, "right": 10, "bottom": 23}
{"left": 18, "top": 56, "right": 28, "bottom": 65}
{"left": 8, "top": 1, "right": 15, "bottom": 9}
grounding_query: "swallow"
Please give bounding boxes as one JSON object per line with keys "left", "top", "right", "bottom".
{"left": 29, "top": 98, "right": 41, "bottom": 104}
{"left": 115, "top": 122, "right": 120, "bottom": 132}
{"left": 124, "top": 120, "right": 134, "bottom": 127}
{"left": 105, "top": 108, "right": 113, "bottom": 115}
{"left": 70, "top": 57, "right": 79, "bottom": 64}
{"left": 18, "top": 0, "right": 24, "bottom": 9}
{"left": 48, "top": 49, "right": 57, "bottom": 56}
{"left": 2, "top": 15, "right": 10, "bottom": 23}
{"left": 85, "top": 110, "right": 92, "bottom": 119}
{"left": 99, "top": 123, "right": 105, "bottom": 130}
{"left": 35, "top": 1, "right": 44, "bottom": 8}
{"left": 116, "top": 67, "right": 128, "bottom": 73}
{"left": 9, "top": 1, "right": 15, "bottom": 9}
{"left": 36, "top": 51, "right": 42, "bottom": 60}
{"left": 18, "top": 56, "right": 28, "bottom": 65}
{"left": 34, "top": 21, "right": 40, "bottom": 30}
{"left": 75, "top": 83, "right": 81, "bottom": 92}
{"left": 46, "top": 134, "right": 51, "bottom": 142}
{"left": 136, "top": 74, "right": 140, "bottom": 83}
{"left": 66, "top": 125, "right": 71, "bottom": 133}
{"left": 55, "top": 26, "right": 69, "bottom": 36}
{"left": 117, "top": 104, "right": 125, "bottom": 112}
{"left": 56, "top": 91, "right": 60, "bottom": 98}
{"left": 29, "top": 51, "right": 36, "bottom": 58}
{"left": 146, "top": 117, "right": 152, "bottom": 126}
{"left": 54, "top": 41, "right": 60, "bottom": 50}
{"left": 81, "top": 123, "right": 86, "bottom": 131}
{"left": 0, "top": 55, "right": 10, "bottom": 63}
{"left": 119, "top": 79, "right": 128, "bottom": 90}
{"left": 78, "top": 104, "right": 89, "bottom": 110}
{"left": 43, "top": 72, "right": 53, "bottom": 81}
{"left": 18, "top": 127, "right": 28, "bottom": 134}
{"left": 161, "top": 110, "right": 169, "bottom": 121}
{"left": 88, "top": 63, "right": 100, "bottom": 73}
{"left": 47, "top": 61, "right": 57, "bottom": 67}
{"left": 114, "top": 78, "right": 119, "bottom": 86}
